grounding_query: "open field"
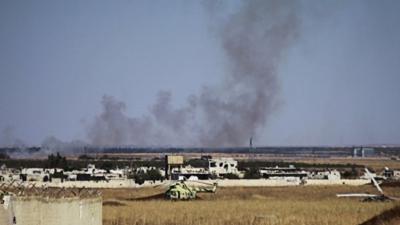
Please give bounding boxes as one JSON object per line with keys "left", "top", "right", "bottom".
{"left": 102, "top": 185, "right": 400, "bottom": 225}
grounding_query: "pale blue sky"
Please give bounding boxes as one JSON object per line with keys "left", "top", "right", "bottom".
{"left": 1, "top": 0, "right": 400, "bottom": 146}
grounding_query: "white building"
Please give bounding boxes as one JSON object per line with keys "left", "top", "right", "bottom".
{"left": 393, "top": 170, "right": 400, "bottom": 180}
{"left": 20, "top": 168, "right": 64, "bottom": 182}
{"left": 327, "top": 170, "right": 341, "bottom": 180}
{"left": 309, "top": 170, "right": 341, "bottom": 180}
{"left": 208, "top": 158, "right": 239, "bottom": 176}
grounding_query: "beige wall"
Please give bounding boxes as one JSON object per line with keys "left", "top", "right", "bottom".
{"left": 185, "top": 179, "right": 370, "bottom": 187}
{"left": 0, "top": 206, "right": 12, "bottom": 225}
{"left": 304, "top": 179, "right": 370, "bottom": 186}
{"left": 1, "top": 196, "right": 102, "bottom": 225}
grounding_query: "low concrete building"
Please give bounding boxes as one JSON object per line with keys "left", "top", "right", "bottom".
{"left": 259, "top": 165, "right": 309, "bottom": 179}
{"left": 392, "top": 170, "right": 400, "bottom": 180}
{"left": 171, "top": 166, "right": 210, "bottom": 180}
{"left": 208, "top": 158, "right": 239, "bottom": 176}
{"left": 309, "top": 170, "right": 341, "bottom": 180}
{"left": 21, "top": 168, "right": 47, "bottom": 182}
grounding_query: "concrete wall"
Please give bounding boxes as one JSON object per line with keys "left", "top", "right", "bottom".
{"left": 186, "top": 179, "right": 370, "bottom": 187}
{"left": 305, "top": 179, "right": 370, "bottom": 186}
{"left": 182, "top": 179, "right": 300, "bottom": 187}
{"left": 20, "top": 180, "right": 166, "bottom": 188}
{"left": 214, "top": 179, "right": 300, "bottom": 187}
{"left": 3, "top": 178, "right": 370, "bottom": 190}
{"left": 0, "top": 205, "right": 12, "bottom": 225}
{"left": 23, "top": 180, "right": 137, "bottom": 188}
{"left": 1, "top": 196, "right": 102, "bottom": 225}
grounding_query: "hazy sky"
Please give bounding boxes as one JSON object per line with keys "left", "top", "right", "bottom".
{"left": 1, "top": 0, "right": 400, "bottom": 147}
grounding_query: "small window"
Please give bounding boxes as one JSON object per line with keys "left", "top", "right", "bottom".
{"left": 210, "top": 162, "right": 216, "bottom": 167}
{"left": 219, "top": 163, "right": 223, "bottom": 167}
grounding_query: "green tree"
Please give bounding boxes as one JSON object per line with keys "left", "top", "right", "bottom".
{"left": 47, "top": 152, "right": 68, "bottom": 169}
{"left": 244, "top": 167, "right": 261, "bottom": 179}
{"left": 0, "top": 153, "right": 10, "bottom": 159}
{"left": 222, "top": 173, "right": 240, "bottom": 179}
{"left": 99, "top": 161, "right": 114, "bottom": 171}
{"left": 146, "top": 168, "right": 163, "bottom": 182}
{"left": 133, "top": 169, "right": 164, "bottom": 184}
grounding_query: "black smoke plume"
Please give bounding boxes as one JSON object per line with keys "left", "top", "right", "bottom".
{"left": 87, "top": 0, "right": 300, "bottom": 147}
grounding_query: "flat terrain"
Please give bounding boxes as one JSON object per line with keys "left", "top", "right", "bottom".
{"left": 102, "top": 185, "right": 400, "bottom": 225}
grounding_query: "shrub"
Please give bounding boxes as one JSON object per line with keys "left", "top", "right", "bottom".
{"left": 133, "top": 169, "right": 164, "bottom": 185}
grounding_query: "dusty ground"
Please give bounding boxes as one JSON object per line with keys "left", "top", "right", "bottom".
{"left": 102, "top": 185, "right": 400, "bottom": 225}
{"left": 359, "top": 205, "right": 400, "bottom": 225}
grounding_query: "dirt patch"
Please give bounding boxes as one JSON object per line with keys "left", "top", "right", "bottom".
{"left": 381, "top": 181, "right": 400, "bottom": 188}
{"left": 124, "top": 193, "right": 165, "bottom": 201}
{"left": 359, "top": 205, "right": 400, "bottom": 225}
{"left": 103, "top": 200, "right": 126, "bottom": 206}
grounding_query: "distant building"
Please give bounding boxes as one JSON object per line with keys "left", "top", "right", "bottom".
{"left": 165, "top": 155, "right": 184, "bottom": 180}
{"left": 259, "top": 165, "right": 309, "bottom": 179}
{"left": 353, "top": 147, "right": 375, "bottom": 157}
{"left": 309, "top": 170, "right": 341, "bottom": 180}
{"left": 383, "top": 167, "right": 400, "bottom": 180}
{"left": 393, "top": 170, "right": 400, "bottom": 180}
{"left": 208, "top": 158, "right": 239, "bottom": 176}
{"left": 383, "top": 167, "right": 394, "bottom": 178}
{"left": 21, "top": 168, "right": 51, "bottom": 182}
{"left": 171, "top": 166, "right": 210, "bottom": 180}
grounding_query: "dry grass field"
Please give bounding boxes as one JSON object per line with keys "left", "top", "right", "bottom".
{"left": 102, "top": 185, "right": 400, "bottom": 225}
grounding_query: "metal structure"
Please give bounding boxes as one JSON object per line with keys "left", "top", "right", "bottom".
{"left": 336, "top": 168, "right": 400, "bottom": 202}
{"left": 165, "top": 155, "right": 184, "bottom": 180}
{"left": 133, "top": 180, "right": 217, "bottom": 201}
{"left": 165, "top": 180, "right": 217, "bottom": 200}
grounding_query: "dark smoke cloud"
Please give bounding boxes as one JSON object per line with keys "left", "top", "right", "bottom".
{"left": 87, "top": 0, "right": 300, "bottom": 147}
{"left": 87, "top": 95, "right": 154, "bottom": 146}
{"left": 150, "top": 91, "right": 196, "bottom": 134}
{"left": 87, "top": 93, "right": 197, "bottom": 146}
{"left": 0, "top": 127, "right": 86, "bottom": 158}
{"left": 0, "top": 126, "right": 26, "bottom": 148}
{"left": 41, "top": 136, "right": 87, "bottom": 154}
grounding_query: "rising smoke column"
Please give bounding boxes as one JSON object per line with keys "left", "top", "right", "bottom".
{"left": 198, "top": 0, "right": 300, "bottom": 146}
{"left": 0, "top": 126, "right": 26, "bottom": 148}
{"left": 87, "top": 95, "right": 153, "bottom": 146}
{"left": 87, "top": 0, "right": 300, "bottom": 147}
